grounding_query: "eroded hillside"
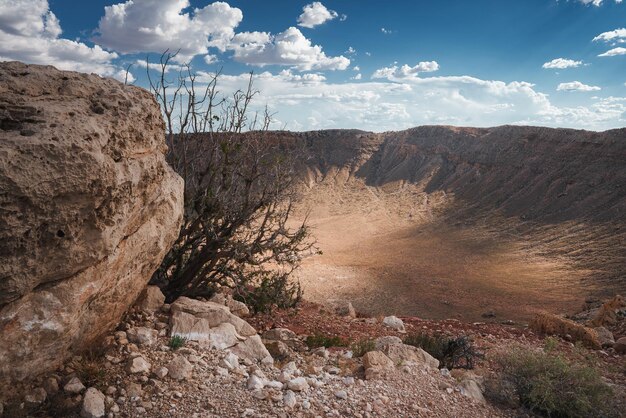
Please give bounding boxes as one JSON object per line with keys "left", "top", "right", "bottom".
{"left": 278, "top": 126, "right": 626, "bottom": 322}
{"left": 178, "top": 127, "right": 625, "bottom": 322}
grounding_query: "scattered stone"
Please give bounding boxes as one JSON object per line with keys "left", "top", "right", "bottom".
{"left": 335, "top": 302, "right": 357, "bottom": 318}
{"left": 247, "top": 375, "right": 265, "bottom": 391}
{"left": 43, "top": 376, "right": 60, "bottom": 395}
{"left": 382, "top": 316, "right": 406, "bottom": 332}
{"left": 154, "top": 367, "right": 169, "bottom": 379}
{"left": 231, "top": 335, "right": 273, "bottom": 364}
{"left": 64, "top": 377, "right": 86, "bottom": 394}
{"left": 283, "top": 390, "right": 297, "bottom": 408}
{"left": 458, "top": 379, "right": 486, "bottom": 404}
{"left": 287, "top": 377, "right": 309, "bottom": 391}
{"left": 220, "top": 352, "right": 239, "bottom": 370}
{"left": 167, "top": 355, "right": 193, "bottom": 380}
{"left": 335, "top": 390, "right": 348, "bottom": 400}
{"left": 127, "top": 327, "right": 158, "bottom": 346}
{"left": 363, "top": 351, "right": 395, "bottom": 380}
{"left": 126, "top": 356, "right": 151, "bottom": 374}
{"left": 594, "top": 327, "right": 615, "bottom": 347}
{"left": 136, "top": 286, "right": 166, "bottom": 313}
{"left": 81, "top": 387, "right": 106, "bottom": 418}
{"left": 126, "top": 382, "right": 143, "bottom": 398}
{"left": 24, "top": 387, "right": 47, "bottom": 406}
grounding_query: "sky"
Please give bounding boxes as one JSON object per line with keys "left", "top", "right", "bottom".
{"left": 1, "top": 0, "right": 626, "bottom": 131}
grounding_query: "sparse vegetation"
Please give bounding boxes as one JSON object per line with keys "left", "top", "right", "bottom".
{"left": 305, "top": 334, "right": 348, "bottom": 349}
{"left": 403, "top": 333, "right": 482, "bottom": 369}
{"left": 146, "top": 51, "right": 315, "bottom": 312}
{"left": 350, "top": 338, "right": 376, "bottom": 357}
{"left": 490, "top": 345, "right": 616, "bottom": 418}
{"left": 169, "top": 335, "right": 187, "bottom": 350}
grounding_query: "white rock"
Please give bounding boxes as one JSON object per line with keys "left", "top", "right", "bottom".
{"left": 81, "top": 387, "right": 106, "bottom": 418}
{"left": 64, "top": 377, "right": 86, "bottom": 394}
{"left": 126, "top": 356, "right": 151, "bottom": 374}
{"left": 287, "top": 377, "right": 309, "bottom": 391}
{"left": 266, "top": 380, "right": 283, "bottom": 390}
{"left": 220, "top": 352, "right": 239, "bottom": 370}
{"left": 382, "top": 316, "right": 406, "bottom": 332}
{"left": 127, "top": 327, "right": 158, "bottom": 346}
{"left": 335, "top": 390, "right": 348, "bottom": 400}
{"left": 343, "top": 377, "right": 355, "bottom": 385}
{"left": 247, "top": 375, "right": 265, "bottom": 391}
{"left": 167, "top": 355, "right": 193, "bottom": 380}
{"left": 283, "top": 390, "right": 297, "bottom": 408}
{"left": 154, "top": 367, "right": 168, "bottom": 379}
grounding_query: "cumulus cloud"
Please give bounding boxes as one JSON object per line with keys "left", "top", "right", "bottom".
{"left": 598, "top": 47, "right": 626, "bottom": 56}
{"left": 297, "top": 2, "right": 339, "bottom": 28}
{"left": 593, "top": 27, "right": 626, "bottom": 42}
{"left": 557, "top": 81, "right": 601, "bottom": 91}
{"left": 201, "top": 70, "right": 623, "bottom": 131}
{"left": 229, "top": 27, "right": 350, "bottom": 71}
{"left": 372, "top": 61, "right": 440, "bottom": 80}
{"left": 95, "top": 0, "right": 243, "bottom": 62}
{"left": 0, "top": 0, "right": 122, "bottom": 77}
{"left": 542, "top": 58, "right": 583, "bottom": 69}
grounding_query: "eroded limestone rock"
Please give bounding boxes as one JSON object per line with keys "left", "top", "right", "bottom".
{"left": 0, "top": 61, "right": 184, "bottom": 384}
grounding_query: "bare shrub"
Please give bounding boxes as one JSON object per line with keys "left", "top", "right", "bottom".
{"left": 146, "top": 51, "right": 315, "bottom": 312}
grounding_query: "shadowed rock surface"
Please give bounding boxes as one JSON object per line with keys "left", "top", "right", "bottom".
{"left": 0, "top": 62, "right": 184, "bottom": 383}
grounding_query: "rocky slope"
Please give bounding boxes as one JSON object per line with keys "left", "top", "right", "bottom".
{"left": 255, "top": 127, "right": 626, "bottom": 318}
{"left": 0, "top": 62, "right": 184, "bottom": 384}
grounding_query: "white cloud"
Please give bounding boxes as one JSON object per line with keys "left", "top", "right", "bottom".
{"left": 0, "top": 0, "right": 121, "bottom": 78}
{"left": 372, "top": 61, "right": 440, "bottom": 79}
{"left": 346, "top": 46, "right": 356, "bottom": 55}
{"left": 172, "top": 69, "right": 626, "bottom": 132}
{"left": 95, "top": 0, "right": 243, "bottom": 62}
{"left": 204, "top": 54, "right": 218, "bottom": 65}
{"left": 229, "top": 27, "right": 350, "bottom": 71}
{"left": 134, "top": 59, "right": 186, "bottom": 73}
{"left": 593, "top": 27, "right": 626, "bottom": 42}
{"left": 578, "top": 0, "right": 623, "bottom": 5}
{"left": 297, "top": 2, "right": 339, "bottom": 28}
{"left": 598, "top": 47, "right": 626, "bottom": 56}
{"left": 381, "top": 27, "right": 393, "bottom": 34}
{"left": 542, "top": 58, "right": 583, "bottom": 69}
{"left": 352, "top": 73, "right": 362, "bottom": 80}
{"left": 557, "top": 81, "right": 601, "bottom": 91}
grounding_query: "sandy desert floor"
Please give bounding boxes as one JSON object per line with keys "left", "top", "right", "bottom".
{"left": 293, "top": 181, "right": 610, "bottom": 323}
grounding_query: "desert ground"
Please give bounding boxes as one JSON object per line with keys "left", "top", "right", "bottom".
{"left": 295, "top": 179, "right": 617, "bottom": 323}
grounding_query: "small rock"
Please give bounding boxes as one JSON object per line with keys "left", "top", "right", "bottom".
{"left": 81, "top": 387, "right": 105, "bottom": 418}
{"left": 287, "top": 377, "right": 309, "bottom": 391}
{"left": 167, "top": 355, "right": 193, "bottom": 380}
{"left": 25, "top": 387, "right": 47, "bottom": 406}
{"left": 126, "top": 382, "right": 143, "bottom": 398}
{"left": 481, "top": 311, "right": 496, "bottom": 318}
{"left": 43, "top": 376, "right": 60, "bottom": 395}
{"left": 64, "top": 377, "right": 86, "bottom": 394}
{"left": 127, "top": 327, "right": 158, "bottom": 346}
{"left": 126, "top": 356, "right": 151, "bottom": 374}
{"left": 220, "top": 352, "right": 239, "bottom": 370}
{"left": 283, "top": 390, "right": 297, "bottom": 408}
{"left": 136, "top": 286, "right": 165, "bottom": 313}
{"left": 595, "top": 327, "right": 615, "bottom": 348}
{"left": 247, "top": 375, "right": 265, "bottom": 391}
{"left": 335, "top": 390, "right": 348, "bottom": 400}
{"left": 154, "top": 367, "right": 168, "bottom": 379}
{"left": 382, "top": 316, "right": 405, "bottom": 332}
{"left": 335, "top": 302, "right": 357, "bottom": 318}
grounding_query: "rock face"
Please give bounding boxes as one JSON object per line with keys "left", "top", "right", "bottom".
{"left": 0, "top": 62, "right": 184, "bottom": 384}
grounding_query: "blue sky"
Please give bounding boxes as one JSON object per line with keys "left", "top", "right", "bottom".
{"left": 2, "top": 0, "right": 626, "bottom": 131}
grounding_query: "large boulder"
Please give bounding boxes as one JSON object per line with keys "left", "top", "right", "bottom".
{"left": 0, "top": 62, "right": 184, "bottom": 384}
{"left": 170, "top": 297, "right": 257, "bottom": 338}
